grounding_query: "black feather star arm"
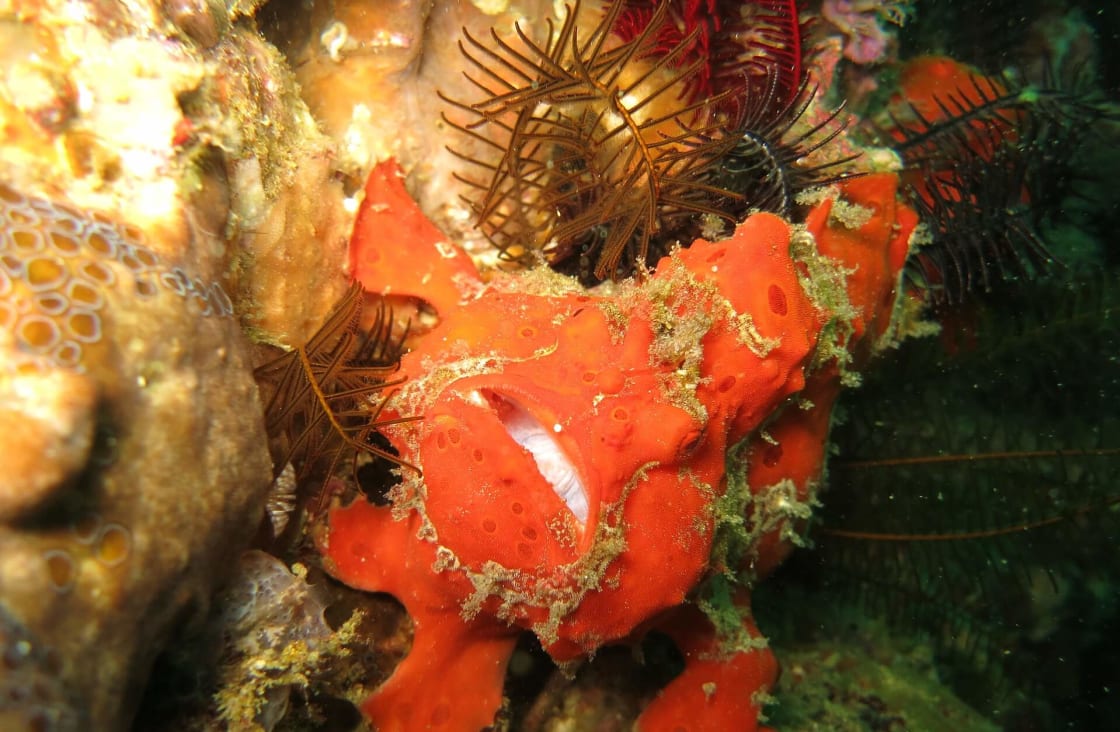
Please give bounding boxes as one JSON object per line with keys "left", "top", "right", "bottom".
{"left": 904, "top": 122, "right": 1056, "bottom": 299}
{"left": 441, "top": 0, "right": 741, "bottom": 282}
{"left": 715, "top": 74, "right": 862, "bottom": 219}
{"left": 885, "top": 64, "right": 1117, "bottom": 303}
{"left": 253, "top": 282, "right": 417, "bottom": 514}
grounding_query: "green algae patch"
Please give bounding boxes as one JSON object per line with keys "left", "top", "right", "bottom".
{"left": 763, "top": 608, "right": 1000, "bottom": 732}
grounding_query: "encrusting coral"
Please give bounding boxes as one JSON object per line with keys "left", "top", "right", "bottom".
{"left": 0, "top": 0, "right": 366, "bottom": 728}
{"left": 0, "top": 179, "right": 271, "bottom": 732}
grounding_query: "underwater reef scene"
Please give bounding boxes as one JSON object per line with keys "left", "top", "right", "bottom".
{"left": 1, "top": 0, "right": 1118, "bottom": 730}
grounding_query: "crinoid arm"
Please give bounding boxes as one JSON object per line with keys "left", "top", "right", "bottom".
{"left": 716, "top": 76, "right": 863, "bottom": 219}
{"left": 254, "top": 282, "right": 417, "bottom": 514}
{"left": 884, "top": 58, "right": 1120, "bottom": 303}
{"left": 442, "top": 0, "right": 743, "bottom": 282}
{"left": 904, "top": 123, "right": 1058, "bottom": 300}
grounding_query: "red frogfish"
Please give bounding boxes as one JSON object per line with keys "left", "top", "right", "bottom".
{"left": 319, "top": 160, "right": 915, "bottom": 731}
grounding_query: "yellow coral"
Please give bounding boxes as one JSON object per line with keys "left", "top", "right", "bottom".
{"left": 0, "top": 182, "right": 233, "bottom": 373}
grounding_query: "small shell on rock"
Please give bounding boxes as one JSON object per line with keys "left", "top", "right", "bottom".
{"left": 265, "top": 462, "right": 298, "bottom": 538}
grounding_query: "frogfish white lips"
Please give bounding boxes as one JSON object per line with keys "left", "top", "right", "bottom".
{"left": 467, "top": 389, "right": 590, "bottom": 526}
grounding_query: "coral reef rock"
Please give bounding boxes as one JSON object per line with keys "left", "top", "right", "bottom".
{"left": 0, "top": 180, "right": 271, "bottom": 731}
{"left": 0, "top": 0, "right": 359, "bottom": 727}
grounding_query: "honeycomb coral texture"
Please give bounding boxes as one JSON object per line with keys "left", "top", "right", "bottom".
{"left": 0, "top": 182, "right": 234, "bottom": 372}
